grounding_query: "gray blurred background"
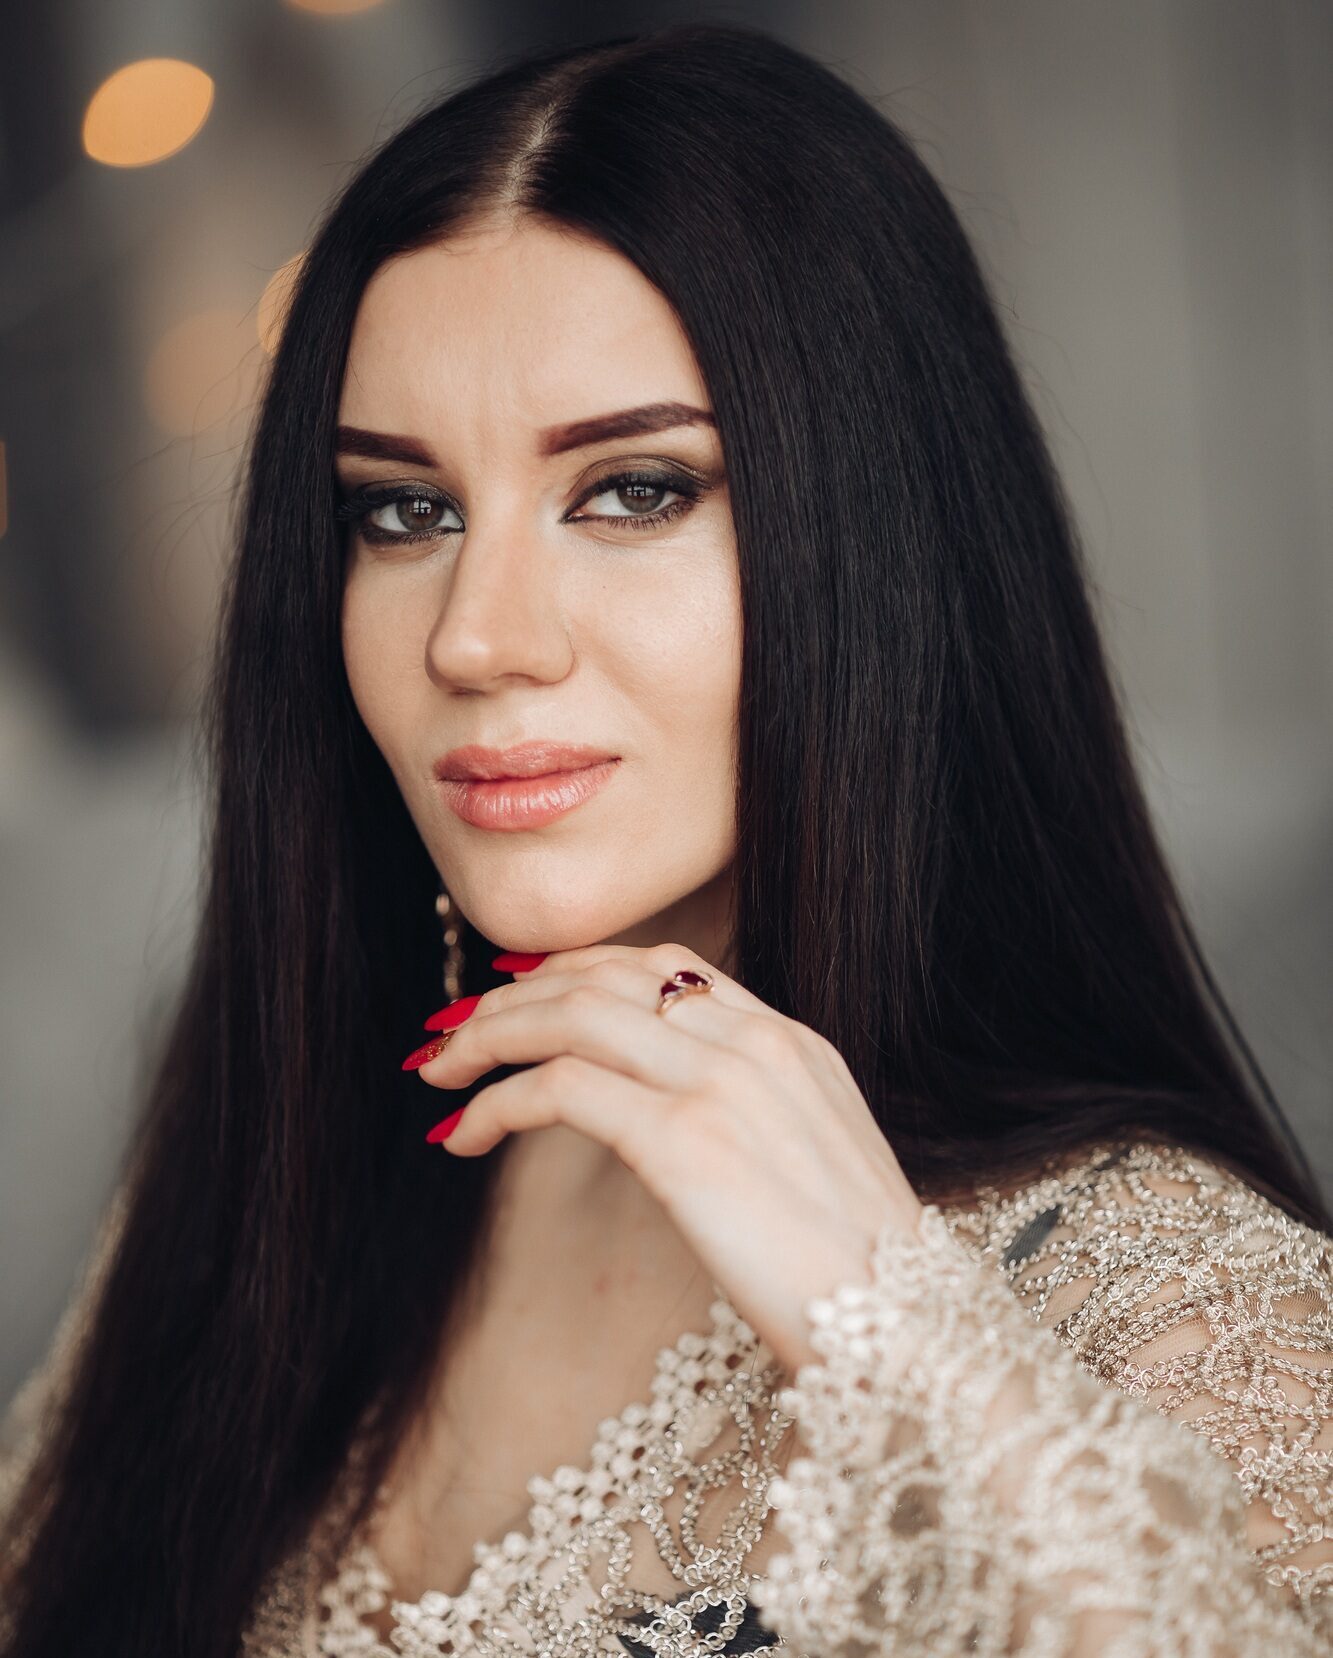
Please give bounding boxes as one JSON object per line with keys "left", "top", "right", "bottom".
{"left": 3, "top": 0, "right": 1331, "bottom": 1408}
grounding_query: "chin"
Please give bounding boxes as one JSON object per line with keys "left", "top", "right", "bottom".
{"left": 459, "top": 887, "right": 655, "bottom": 958}
{"left": 441, "top": 840, "right": 721, "bottom": 958}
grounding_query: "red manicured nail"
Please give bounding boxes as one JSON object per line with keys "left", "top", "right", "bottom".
{"left": 401, "top": 1034, "right": 452, "bottom": 1071}
{"left": 422, "top": 993, "right": 484, "bottom": 1032}
{"left": 427, "top": 1107, "right": 466, "bottom": 1143}
{"left": 491, "top": 951, "right": 547, "bottom": 973}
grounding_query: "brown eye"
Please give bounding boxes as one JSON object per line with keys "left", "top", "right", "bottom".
{"left": 369, "top": 494, "right": 449, "bottom": 535}
{"left": 611, "top": 480, "right": 672, "bottom": 513}
{"left": 568, "top": 466, "right": 705, "bottom": 530}
{"left": 583, "top": 477, "right": 679, "bottom": 517}
{"left": 334, "top": 481, "right": 461, "bottom": 546}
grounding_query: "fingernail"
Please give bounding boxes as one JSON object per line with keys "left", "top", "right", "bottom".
{"left": 427, "top": 1107, "right": 466, "bottom": 1143}
{"left": 491, "top": 951, "right": 547, "bottom": 973}
{"left": 422, "top": 992, "right": 484, "bottom": 1032}
{"left": 402, "top": 1033, "right": 453, "bottom": 1071}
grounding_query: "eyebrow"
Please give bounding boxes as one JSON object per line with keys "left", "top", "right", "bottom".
{"left": 537, "top": 401, "right": 715, "bottom": 456}
{"left": 334, "top": 427, "right": 437, "bottom": 466}
{"left": 334, "top": 402, "right": 716, "bottom": 468}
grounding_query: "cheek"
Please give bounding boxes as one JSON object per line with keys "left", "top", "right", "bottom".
{"left": 339, "top": 568, "right": 420, "bottom": 760}
{"left": 599, "top": 559, "right": 741, "bottom": 779}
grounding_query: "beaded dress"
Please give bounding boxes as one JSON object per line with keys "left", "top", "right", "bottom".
{"left": 3, "top": 1139, "right": 1332, "bottom": 1655}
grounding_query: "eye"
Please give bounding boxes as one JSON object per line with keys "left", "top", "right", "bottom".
{"left": 334, "top": 484, "right": 461, "bottom": 546}
{"left": 334, "top": 463, "right": 708, "bottom": 547}
{"left": 368, "top": 494, "right": 454, "bottom": 536}
{"left": 567, "top": 468, "right": 703, "bottom": 531}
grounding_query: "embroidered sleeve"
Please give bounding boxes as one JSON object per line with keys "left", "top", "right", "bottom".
{"left": 748, "top": 1144, "right": 1333, "bottom": 1657}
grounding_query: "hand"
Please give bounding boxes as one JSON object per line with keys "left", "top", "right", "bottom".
{"left": 405, "top": 941, "right": 926, "bottom": 1372}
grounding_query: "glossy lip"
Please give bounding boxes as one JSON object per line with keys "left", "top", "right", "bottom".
{"left": 433, "top": 741, "right": 619, "bottom": 782}
{"left": 432, "top": 742, "right": 622, "bottom": 832}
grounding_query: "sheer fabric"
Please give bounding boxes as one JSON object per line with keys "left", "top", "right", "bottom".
{"left": 3, "top": 1141, "right": 1331, "bottom": 1656}
{"left": 750, "top": 1145, "right": 1333, "bottom": 1655}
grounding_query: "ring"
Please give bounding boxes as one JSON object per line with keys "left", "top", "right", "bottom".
{"left": 654, "top": 968, "right": 714, "bottom": 1017}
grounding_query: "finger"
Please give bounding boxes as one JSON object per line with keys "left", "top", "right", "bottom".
{"left": 413, "top": 935, "right": 822, "bottom": 1096}
{"left": 433, "top": 952, "right": 749, "bottom": 1032}
{"left": 432, "top": 1054, "right": 666, "bottom": 1160}
{"left": 452, "top": 955, "right": 671, "bottom": 1022}
{"left": 416, "top": 980, "right": 721, "bottom": 1094}
{"left": 505, "top": 940, "right": 776, "bottom": 1017}
{"left": 421, "top": 952, "right": 756, "bottom": 1032}
{"left": 416, "top": 965, "right": 794, "bottom": 1096}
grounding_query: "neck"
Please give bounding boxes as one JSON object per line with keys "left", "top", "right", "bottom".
{"left": 588, "top": 858, "right": 737, "bottom": 963}
{"left": 483, "top": 861, "right": 736, "bottom": 1295}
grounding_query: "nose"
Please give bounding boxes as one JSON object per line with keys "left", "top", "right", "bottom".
{"left": 424, "top": 505, "right": 574, "bottom": 691}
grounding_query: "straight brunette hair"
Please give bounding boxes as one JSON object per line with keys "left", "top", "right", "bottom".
{"left": 3, "top": 22, "right": 1327, "bottom": 1657}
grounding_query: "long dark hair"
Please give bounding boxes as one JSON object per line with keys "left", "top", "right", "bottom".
{"left": 3, "top": 21, "right": 1327, "bottom": 1656}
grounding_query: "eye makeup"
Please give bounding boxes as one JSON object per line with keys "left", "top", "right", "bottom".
{"left": 333, "top": 460, "right": 716, "bottom": 547}
{"left": 334, "top": 480, "right": 456, "bottom": 546}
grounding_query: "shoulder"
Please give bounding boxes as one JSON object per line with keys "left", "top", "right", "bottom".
{"left": 937, "top": 1136, "right": 1332, "bottom": 1330}
{"left": 935, "top": 1136, "right": 1333, "bottom": 1608}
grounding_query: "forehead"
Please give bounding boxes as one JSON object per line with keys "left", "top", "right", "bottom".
{"left": 337, "top": 219, "right": 709, "bottom": 437}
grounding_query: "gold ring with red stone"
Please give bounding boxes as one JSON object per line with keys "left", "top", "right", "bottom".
{"left": 653, "top": 969, "right": 714, "bottom": 1017}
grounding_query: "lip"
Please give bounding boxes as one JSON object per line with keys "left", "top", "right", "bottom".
{"left": 433, "top": 742, "right": 621, "bottom": 832}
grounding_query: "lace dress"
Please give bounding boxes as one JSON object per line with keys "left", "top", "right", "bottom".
{"left": 4, "top": 1139, "right": 1332, "bottom": 1656}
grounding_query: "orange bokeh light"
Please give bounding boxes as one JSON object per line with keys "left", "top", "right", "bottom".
{"left": 143, "top": 308, "right": 259, "bottom": 437}
{"left": 83, "top": 59, "right": 214, "bottom": 168}
{"left": 286, "top": 0, "right": 389, "bottom": 14}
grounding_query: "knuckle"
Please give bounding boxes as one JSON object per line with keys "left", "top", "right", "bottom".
{"left": 565, "top": 983, "right": 614, "bottom": 1020}
{"left": 472, "top": 1085, "right": 507, "bottom": 1128}
{"left": 741, "top": 1018, "right": 797, "bottom": 1063}
{"left": 588, "top": 957, "right": 630, "bottom": 991}
{"left": 537, "top": 1054, "right": 580, "bottom": 1098}
{"left": 650, "top": 940, "right": 700, "bottom": 973}
{"left": 820, "top": 1033, "right": 853, "bottom": 1077}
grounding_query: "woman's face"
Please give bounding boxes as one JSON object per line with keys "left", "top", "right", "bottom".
{"left": 337, "top": 215, "right": 741, "bottom": 956}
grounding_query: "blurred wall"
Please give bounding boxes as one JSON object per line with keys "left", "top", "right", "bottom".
{"left": 3, "top": 0, "right": 1330, "bottom": 1406}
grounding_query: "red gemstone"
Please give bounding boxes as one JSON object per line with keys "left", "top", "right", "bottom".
{"left": 672, "top": 970, "right": 709, "bottom": 987}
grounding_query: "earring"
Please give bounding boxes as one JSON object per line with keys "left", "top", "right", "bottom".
{"left": 434, "top": 879, "right": 466, "bottom": 1003}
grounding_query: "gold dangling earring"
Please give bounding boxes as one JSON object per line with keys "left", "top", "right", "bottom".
{"left": 434, "top": 879, "right": 466, "bottom": 1003}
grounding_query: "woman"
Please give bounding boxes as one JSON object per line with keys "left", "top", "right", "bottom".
{"left": 2, "top": 20, "right": 1330, "bottom": 1657}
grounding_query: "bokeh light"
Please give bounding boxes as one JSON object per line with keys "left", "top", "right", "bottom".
{"left": 143, "top": 308, "right": 260, "bottom": 437}
{"left": 286, "top": 0, "right": 390, "bottom": 15}
{"left": 257, "top": 252, "right": 307, "bottom": 356}
{"left": 82, "top": 59, "right": 215, "bottom": 168}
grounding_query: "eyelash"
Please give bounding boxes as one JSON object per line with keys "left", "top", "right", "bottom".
{"left": 333, "top": 467, "right": 705, "bottom": 548}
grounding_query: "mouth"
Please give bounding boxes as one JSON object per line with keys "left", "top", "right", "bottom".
{"left": 433, "top": 745, "right": 621, "bottom": 831}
